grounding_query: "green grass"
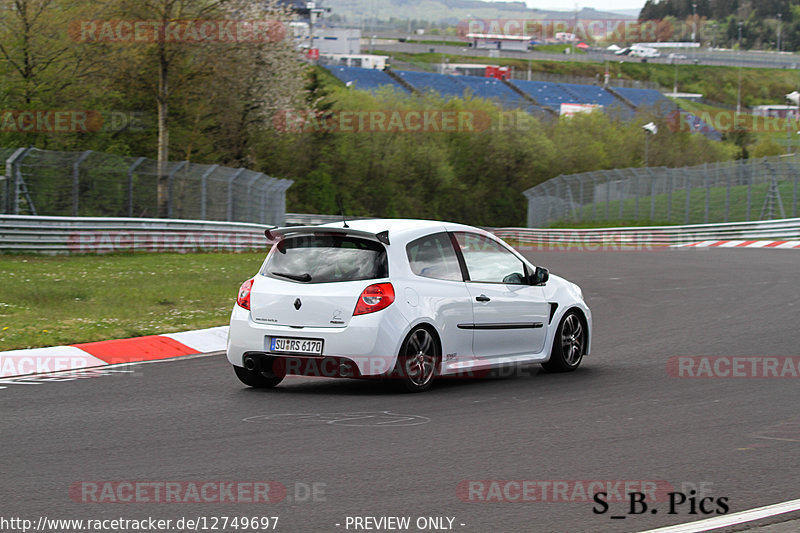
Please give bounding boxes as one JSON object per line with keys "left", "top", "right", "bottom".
{"left": 672, "top": 98, "right": 799, "bottom": 149}
{"left": 0, "top": 252, "right": 266, "bottom": 351}
{"left": 552, "top": 180, "right": 799, "bottom": 227}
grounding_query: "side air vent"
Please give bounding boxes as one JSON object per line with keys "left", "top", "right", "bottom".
{"left": 548, "top": 303, "right": 559, "bottom": 324}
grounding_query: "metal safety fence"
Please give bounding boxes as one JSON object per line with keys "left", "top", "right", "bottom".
{"left": 524, "top": 154, "right": 800, "bottom": 228}
{"left": 4, "top": 214, "right": 799, "bottom": 255}
{"left": 1, "top": 147, "right": 292, "bottom": 225}
{"left": 0, "top": 215, "right": 271, "bottom": 254}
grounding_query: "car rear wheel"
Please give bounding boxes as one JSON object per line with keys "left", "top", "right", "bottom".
{"left": 395, "top": 327, "right": 439, "bottom": 393}
{"left": 233, "top": 358, "right": 284, "bottom": 388}
{"left": 541, "top": 311, "right": 585, "bottom": 372}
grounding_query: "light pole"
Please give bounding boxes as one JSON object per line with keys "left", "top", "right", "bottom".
{"left": 692, "top": 2, "right": 697, "bottom": 43}
{"left": 786, "top": 91, "right": 800, "bottom": 154}
{"left": 738, "top": 21, "right": 743, "bottom": 50}
{"left": 778, "top": 13, "right": 782, "bottom": 52}
{"left": 711, "top": 22, "right": 716, "bottom": 49}
{"left": 737, "top": 22, "right": 743, "bottom": 114}
{"left": 737, "top": 67, "right": 742, "bottom": 114}
{"left": 673, "top": 61, "right": 678, "bottom": 95}
{"left": 643, "top": 122, "right": 658, "bottom": 167}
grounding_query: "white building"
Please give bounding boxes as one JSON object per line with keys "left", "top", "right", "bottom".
{"left": 319, "top": 54, "right": 388, "bottom": 69}
{"left": 313, "top": 28, "right": 361, "bottom": 55}
{"left": 465, "top": 33, "right": 531, "bottom": 52}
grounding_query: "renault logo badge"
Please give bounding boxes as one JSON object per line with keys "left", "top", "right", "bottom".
{"left": 294, "top": 298, "right": 302, "bottom": 310}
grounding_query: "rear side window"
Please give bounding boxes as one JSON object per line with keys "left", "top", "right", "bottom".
{"left": 263, "top": 235, "right": 388, "bottom": 283}
{"left": 406, "top": 232, "right": 463, "bottom": 281}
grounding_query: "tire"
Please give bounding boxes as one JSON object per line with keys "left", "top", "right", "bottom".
{"left": 394, "top": 327, "right": 439, "bottom": 393}
{"left": 233, "top": 364, "right": 284, "bottom": 388}
{"left": 541, "top": 311, "right": 586, "bottom": 373}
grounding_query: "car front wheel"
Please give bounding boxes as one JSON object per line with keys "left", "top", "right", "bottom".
{"left": 541, "top": 311, "right": 585, "bottom": 372}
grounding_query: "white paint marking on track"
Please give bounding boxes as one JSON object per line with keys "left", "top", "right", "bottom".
{"left": 0, "top": 351, "right": 224, "bottom": 391}
{"left": 637, "top": 498, "right": 800, "bottom": 533}
{"left": 162, "top": 326, "right": 228, "bottom": 353}
{"left": 0, "top": 346, "right": 107, "bottom": 378}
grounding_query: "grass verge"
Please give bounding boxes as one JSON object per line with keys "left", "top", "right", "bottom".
{"left": 0, "top": 252, "right": 265, "bottom": 351}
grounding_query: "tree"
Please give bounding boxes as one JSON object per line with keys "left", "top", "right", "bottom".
{"left": 0, "top": 0, "right": 106, "bottom": 149}
{"left": 104, "top": 0, "right": 304, "bottom": 216}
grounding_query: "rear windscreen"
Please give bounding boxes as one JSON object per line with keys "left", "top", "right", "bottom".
{"left": 262, "top": 235, "right": 388, "bottom": 284}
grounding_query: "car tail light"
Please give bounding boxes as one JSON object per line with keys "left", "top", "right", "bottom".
{"left": 353, "top": 283, "right": 395, "bottom": 316}
{"left": 237, "top": 279, "right": 254, "bottom": 310}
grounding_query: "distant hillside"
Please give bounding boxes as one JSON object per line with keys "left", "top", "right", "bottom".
{"left": 323, "top": 0, "right": 634, "bottom": 26}
{"left": 607, "top": 9, "right": 642, "bottom": 18}
{"left": 641, "top": 0, "right": 793, "bottom": 20}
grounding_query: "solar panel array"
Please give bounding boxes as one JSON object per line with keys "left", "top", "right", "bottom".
{"left": 327, "top": 66, "right": 410, "bottom": 92}
{"left": 324, "top": 66, "right": 718, "bottom": 139}
{"left": 393, "top": 70, "right": 468, "bottom": 97}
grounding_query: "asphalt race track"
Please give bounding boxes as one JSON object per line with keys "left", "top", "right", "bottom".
{"left": 2, "top": 249, "right": 799, "bottom": 533}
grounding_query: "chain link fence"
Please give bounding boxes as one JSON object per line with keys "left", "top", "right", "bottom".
{"left": 2, "top": 147, "right": 292, "bottom": 225}
{"left": 524, "top": 154, "right": 800, "bottom": 227}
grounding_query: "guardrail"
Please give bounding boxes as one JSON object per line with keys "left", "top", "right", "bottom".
{"left": 2, "top": 215, "right": 800, "bottom": 254}
{"left": 0, "top": 215, "right": 272, "bottom": 254}
{"left": 492, "top": 217, "right": 800, "bottom": 248}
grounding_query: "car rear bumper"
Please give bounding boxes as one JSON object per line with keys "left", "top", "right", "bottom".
{"left": 226, "top": 304, "right": 410, "bottom": 377}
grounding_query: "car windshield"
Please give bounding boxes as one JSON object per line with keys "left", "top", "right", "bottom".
{"left": 262, "top": 234, "right": 388, "bottom": 284}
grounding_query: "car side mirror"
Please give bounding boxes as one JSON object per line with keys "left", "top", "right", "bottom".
{"left": 531, "top": 267, "right": 549, "bottom": 286}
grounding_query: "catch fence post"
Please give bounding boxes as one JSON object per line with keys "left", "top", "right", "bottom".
{"left": 227, "top": 168, "right": 246, "bottom": 222}
{"left": 199, "top": 165, "right": 219, "bottom": 221}
{"left": 167, "top": 161, "right": 187, "bottom": 219}
{"left": 127, "top": 157, "right": 146, "bottom": 217}
{"left": 72, "top": 150, "right": 92, "bottom": 216}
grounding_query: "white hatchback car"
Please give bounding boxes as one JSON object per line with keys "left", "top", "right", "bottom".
{"left": 227, "top": 219, "right": 591, "bottom": 392}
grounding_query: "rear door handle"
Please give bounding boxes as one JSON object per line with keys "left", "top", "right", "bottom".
{"left": 475, "top": 295, "right": 491, "bottom": 302}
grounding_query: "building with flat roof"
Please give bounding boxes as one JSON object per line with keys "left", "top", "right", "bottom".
{"left": 465, "top": 33, "right": 531, "bottom": 52}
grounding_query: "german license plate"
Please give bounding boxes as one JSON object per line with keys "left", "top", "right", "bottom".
{"left": 269, "top": 337, "right": 323, "bottom": 355}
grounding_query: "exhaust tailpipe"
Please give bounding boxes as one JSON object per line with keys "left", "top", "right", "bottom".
{"left": 243, "top": 355, "right": 257, "bottom": 371}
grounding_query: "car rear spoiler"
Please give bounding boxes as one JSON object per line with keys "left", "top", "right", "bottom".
{"left": 265, "top": 226, "right": 390, "bottom": 245}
